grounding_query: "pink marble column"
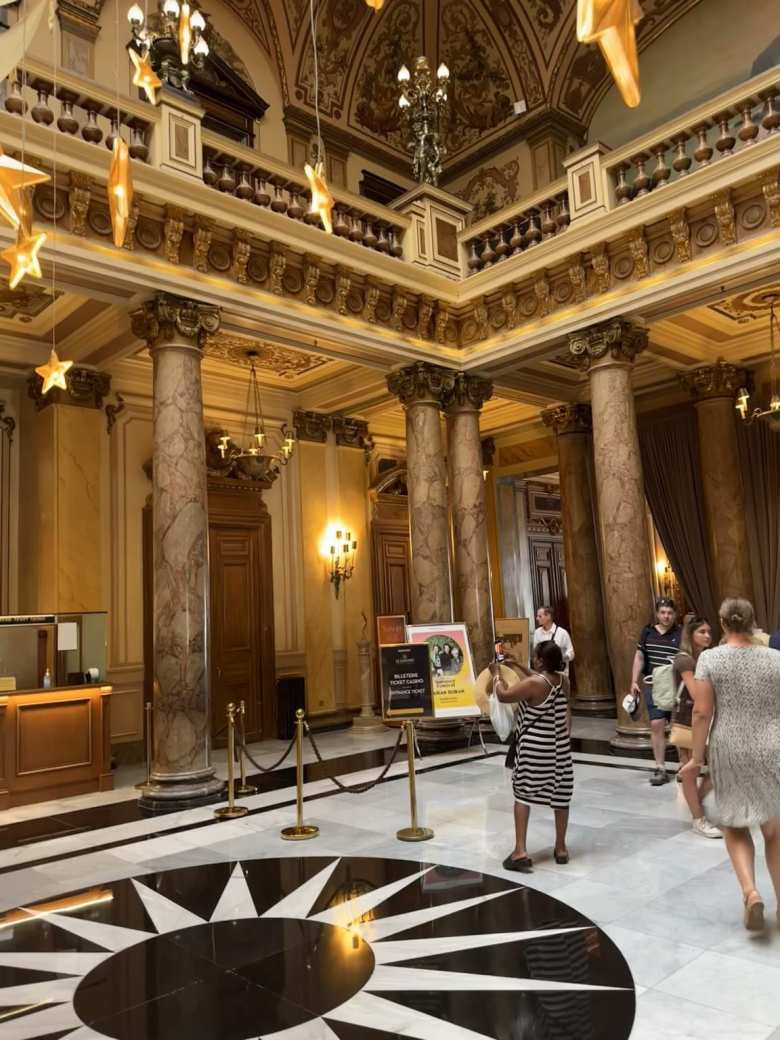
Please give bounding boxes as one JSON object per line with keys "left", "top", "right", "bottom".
{"left": 445, "top": 373, "right": 493, "bottom": 674}
{"left": 682, "top": 360, "right": 754, "bottom": 606}
{"left": 387, "top": 362, "right": 455, "bottom": 624}
{"left": 542, "top": 403, "right": 613, "bottom": 713}
{"left": 569, "top": 319, "right": 654, "bottom": 749}
{"left": 131, "top": 293, "right": 224, "bottom": 808}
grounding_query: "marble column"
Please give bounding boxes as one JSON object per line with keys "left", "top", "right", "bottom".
{"left": 542, "top": 403, "right": 612, "bottom": 714}
{"left": 569, "top": 319, "right": 654, "bottom": 749}
{"left": 131, "top": 292, "right": 224, "bottom": 809}
{"left": 387, "top": 362, "right": 455, "bottom": 624}
{"left": 445, "top": 373, "right": 493, "bottom": 673}
{"left": 682, "top": 360, "right": 754, "bottom": 606}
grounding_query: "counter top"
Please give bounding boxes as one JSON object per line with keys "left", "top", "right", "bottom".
{"left": 0, "top": 683, "right": 112, "bottom": 697}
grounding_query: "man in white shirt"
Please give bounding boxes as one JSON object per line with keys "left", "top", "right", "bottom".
{"left": 533, "top": 606, "right": 575, "bottom": 673}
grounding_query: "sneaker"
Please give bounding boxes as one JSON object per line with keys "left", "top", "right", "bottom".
{"left": 692, "top": 817, "right": 722, "bottom": 839}
{"left": 649, "top": 768, "right": 669, "bottom": 786}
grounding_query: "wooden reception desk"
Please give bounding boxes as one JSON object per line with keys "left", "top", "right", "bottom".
{"left": 0, "top": 683, "right": 112, "bottom": 808}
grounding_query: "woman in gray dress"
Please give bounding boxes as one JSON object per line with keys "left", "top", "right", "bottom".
{"left": 681, "top": 598, "right": 780, "bottom": 930}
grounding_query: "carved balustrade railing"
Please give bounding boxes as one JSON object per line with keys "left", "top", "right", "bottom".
{"left": 461, "top": 179, "right": 570, "bottom": 275}
{"left": 604, "top": 69, "right": 780, "bottom": 204}
{"left": 201, "top": 133, "right": 408, "bottom": 259}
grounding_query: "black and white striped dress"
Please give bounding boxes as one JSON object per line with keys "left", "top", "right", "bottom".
{"left": 511, "top": 676, "right": 573, "bottom": 809}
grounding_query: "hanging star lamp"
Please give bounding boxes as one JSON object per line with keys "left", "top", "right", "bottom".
{"left": 35, "top": 348, "right": 73, "bottom": 394}
{"left": 108, "top": 137, "right": 132, "bottom": 247}
{"left": 178, "top": 0, "right": 191, "bottom": 63}
{"left": 577, "top": 0, "right": 643, "bottom": 109}
{"left": 0, "top": 146, "right": 49, "bottom": 228}
{"left": 127, "top": 44, "right": 162, "bottom": 104}
{"left": 304, "top": 0, "right": 334, "bottom": 233}
{"left": 364, "top": 0, "right": 385, "bottom": 9}
{"left": 1, "top": 213, "right": 46, "bottom": 289}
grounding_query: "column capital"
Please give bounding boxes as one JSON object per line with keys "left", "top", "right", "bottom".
{"left": 131, "top": 292, "right": 221, "bottom": 349}
{"left": 680, "top": 359, "right": 751, "bottom": 401}
{"left": 387, "top": 362, "right": 456, "bottom": 407}
{"left": 444, "top": 372, "right": 493, "bottom": 413}
{"left": 569, "top": 318, "right": 648, "bottom": 370}
{"left": 541, "top": 402, "right": 592, "bottom": 436}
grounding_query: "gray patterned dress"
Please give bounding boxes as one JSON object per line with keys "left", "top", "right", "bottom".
{"left": 695, "top": 645, "right": 780, "bottom": 827}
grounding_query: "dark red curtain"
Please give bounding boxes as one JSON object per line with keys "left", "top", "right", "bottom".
{"left": 737, "top": 420, "right": 780, "bottom": 631}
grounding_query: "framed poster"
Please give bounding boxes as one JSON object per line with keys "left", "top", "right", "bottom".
{"left": 494, "top": 617, "right": 531, "bottom": 667}
{"left": 406, "top": 623, "right": 480, "bottom": 719}
{"left": 376, "top": 614, "right": 407, "bottom": 646}
{"left": 380, "top": 643, "right": 433, "bottom": 719}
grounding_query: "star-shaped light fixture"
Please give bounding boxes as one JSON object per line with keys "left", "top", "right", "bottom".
{"left": 365, "top": 0, "right": 385, "bottom": 9}
{"left": 1, "top": 214, "right": 46, "bottom": 289}
{"left": 304, "top": 160, "right": 334, "bottom": 234}
{"left": 178, "top": 0, "right": 191, "bottom": 63}
{"left": 108, "top": 137, "right": 133, "bottom": 248}
{"left": 0, "top": 147, "right": 50, "bottom": 229}
{"left": 128, "top": 45, "right": 162, "bottom": 104}
{"left": 577, "top": 0, "right": 643, "bottom": 108}
{"left": 35, "top": 348, "right": 73, "bottom": 394}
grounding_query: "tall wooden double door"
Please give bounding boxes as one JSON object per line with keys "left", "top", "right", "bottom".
{"left": 529, "top": 537, "right": 569, "bottom": 629}
{"left": 143, "top": 479, "right": 275, "bottom": 746}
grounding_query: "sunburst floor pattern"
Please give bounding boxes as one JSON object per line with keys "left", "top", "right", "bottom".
{"left": 0, "top": 856, "right": 635, "bottom": 1039}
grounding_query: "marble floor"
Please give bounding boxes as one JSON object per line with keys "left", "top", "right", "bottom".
{"left": 0, "top": 726, "right": 778, "bottom": 1039}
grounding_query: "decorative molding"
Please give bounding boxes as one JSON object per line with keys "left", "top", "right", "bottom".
{"left": 569, "top": 318, "right": 648, "bottom": 369}
{"left": 390, "top": 290, "right": 407, "bottom": 332}
{"left": 387, "top": 362, "right": 456, "bottom": 407}
{"left": 567, "top": 257, "right": 587, "bottom": 303}
{"left": 68, "top": 172, "right": 91, "bottom": 236}
{"left": 0, "top": 400, "right": 15, "bottom": 445}
{"left": 534, "top": 273, "right": 552, "bottom": 316}
{"left": 130, "top": 292, "right": 221, "bottom": 347}
{"left": 444, "top": 372, "right": 493, "bottom": 413}
{"left": 417, "top": 295, "right": 434, "bottom": 339}
{"left": 335, "top": 268, "right": 351, "bottom": 316}
{"left": 192, "top": 218, "right": 213, "bottom": 272}
{"left": 28, "top": 365, "right": 111, "bottom": 411}
{"left": 590, "top": 243, "right": 611, "bottom": 293}
{"left": 293, "top": 409, "right": 332, "bottom": 443}
{"left": 270, "top": 247, "right": 287, "bottom": 295}
{"left": 473, "top": 297, "right": 489, "bottom": 338}
{"left": 713, "top": 189, "right": 737, "bottom": 246}
{"left": 680, "top": 358, "right": 750, "bottom": 401}
{"left": 105, "top": 392, "right": 125, "bottom": 433}
{"left": 541, "top": 402, "right": 593, "bottom": 436}
{"left": 332, "top": 415, "right": 370, "bottom": 449}
{"left": 501, "top": 290, "right": 518, "bottom": 330}
{"left": 163, "top": 205, "right": 185, "bottom": 264}
{"left": 761, "top": 170, "right": 780, "bottom": 228}
{"left": 628, "top": 227, "right": 649, "bottom": 279}
{"left": 230, "top": 229, "right": 251, "bottom": 284}
{"left": 203, "top": 332, "right": 329, "bottom": 378}
{"left": 304, "top": 256, "right": 321, "bottom": 307}
{"left": 669, "top": 208, "right": 691, "bottom": 263}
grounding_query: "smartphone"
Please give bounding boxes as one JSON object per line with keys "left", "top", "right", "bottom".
{"left": 494, "top": 639, "right": 506, "bottom": 663}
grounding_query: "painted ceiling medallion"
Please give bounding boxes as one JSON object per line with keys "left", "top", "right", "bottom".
{"left": 204, "top": 333, "right": 330, "bottom": 378}
{"left": 0, "top": 855, "right": 636, "bottom": 1039}
{"left": 0, "top": 146, "right": 50, "bottom": 228}
{"left": 34, "top": 347, "right": 73, "bottom": 394}
{"left": 577, "top": 0, "right": 643, "bottom": 108}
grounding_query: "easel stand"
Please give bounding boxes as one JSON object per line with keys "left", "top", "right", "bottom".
{"left": 397, "top": 720, "right": 433, "bottom": 842}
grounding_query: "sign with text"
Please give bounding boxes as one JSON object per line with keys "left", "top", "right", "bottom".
{"left": 376, "top": 614, "right": 407, "bottom": 647}
{"left": 406, "top": 623, "right": 480, "bottom": 719}
{"left": 380, "top": 643, "right": 433, "bottom": 719}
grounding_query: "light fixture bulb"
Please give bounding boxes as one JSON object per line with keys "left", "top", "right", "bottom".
{"left": 437, "top": 62, "right": 449, "bottom": 79}
{"left": 193, "top": 35, "right": 208, "bottom": 55}
{"left": 397, "top": 64, "right": 410, "bottom": 83}
{"left": 163, "top": 0, "right": 179, "bottom": 14}
{"left": 127, "top": 3, "right": 144, "bottom": 22}
{"left": 398, "top": 95, "right": 410, "bottom": 109}
{"left": 189, "top": 8, "right": 205, "bottom": 29}
{"left": 771, "top": 394, "right": 780, "bottom": 412}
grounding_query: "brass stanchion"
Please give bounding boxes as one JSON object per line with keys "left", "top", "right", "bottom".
{"left": 135, "top": 700, "right": 153, "bottom": 790}
{"left": 397, "top": 720, "right": 433, "bottom": 842}
{"left": 281, "top": 709, "right": 319, "bottom": 841}
{"left": 235, "top": 700, "right": 257, "bottom": 796}
{"left": 214, "top": 703, "right": 248, "bottom": 820}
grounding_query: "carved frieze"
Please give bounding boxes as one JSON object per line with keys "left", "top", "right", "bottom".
{"left": 669, "top": 208, "right": 691, "bottom": 263}
{"left": 444, "top": 372, "right": 493, "bottom": 412}
{"left": 293, "top": 409, "right": 332, "bottom": 443}
{"left": 390, "top": 290, "right": 407, "bottom": 331}
{"left": 590, "top": 243, "right": 610, "bottom": 293}
{"left": 628, "top": 228, "right": 649, "bottom": 278}
{"left": 387, "top": 362, "right": 456, "bottom": 407}
{"left": 131, "top": 292, "right": 220, "bottom": 347}
{"left": 714, "top": 189, "right": 737, "bottom": 246}
{"left": 541, "top": 402, "right": 593, "bottom": 437}
{"left": 761, "top": 170, "right": 780, "bottom": 228}
{"left": 230, "top": 229, "right": 251, "bottom": 284}
{"left": 332, "top": 414, "right": 370, "bottom": 449}
{"left": 163, "top": 206, "right": 185, "bottom": 264}
{"left": 365, "top": 281, "right": 380, "bottom": 323}
{"left": 567, "top": 258, "right": 587, "bottom": 303}
{"left": 304, "top": 256, "right": 321, "bottom": 306}
{"left": 335, "top": 268, "right": 351, "bottom": 315}
{"left": 680, "top": 359, "right": 750, "bottom": 401}
{"left": 68, "top": 172, "right": 91, "bottom": 236}
{"left": 193, "top": 218, "right": 212, "bottom": 272}
{"left": 434, "top": 301, "right": 449, "bottom": 343}
{"left": 501, "top": 290, "right": 518, "bottom": 329}
{"left": 270, "top": 248, "right": 287, "bottom": 295}
{"left": 569, "top": 318, "right": 648, "bottom": 369}
{"left": 28, "top": 365, "right": 111, "bottom": 411}
{"left": 473, "top": 297, "right": 489, "bottom": 338}
{"left": 417, "top": 295, "right": 434, "bottom": 338}
{"left": 534, "top": 274, "right": 552, "bottom": 316}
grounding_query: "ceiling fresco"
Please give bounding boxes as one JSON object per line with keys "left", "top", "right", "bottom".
{"left": 232, "top": 0, "right": 702, "bottom": 169}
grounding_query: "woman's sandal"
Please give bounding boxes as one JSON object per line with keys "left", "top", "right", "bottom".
{"left": 554, "top": 851, "right": 570, "bottom": 865}
{"left": 744, "top": 891, "right": 765, "bottom": 931}
{"left": 503, "top": 854, "right": 533, "bottom": 873}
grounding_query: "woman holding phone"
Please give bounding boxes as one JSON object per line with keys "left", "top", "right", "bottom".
{"left": 493, "top": 640, "right": 573, "bottom": 872}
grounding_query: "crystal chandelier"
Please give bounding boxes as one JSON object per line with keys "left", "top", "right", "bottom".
{"left": 218, "top": 352, "right": 296, "bottom": 467}
{"left": 397, "top": 57, "right": 450, "bottom": 186}
{"left": 736, "top": 296, "right": 780, "bottom": 424}
{"left": 127, "top": 0, "right": 209, "bottom": 95}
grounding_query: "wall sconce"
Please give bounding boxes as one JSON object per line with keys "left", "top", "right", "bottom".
{"left": 329, "top": 529, "right": 357, "bottom": 599}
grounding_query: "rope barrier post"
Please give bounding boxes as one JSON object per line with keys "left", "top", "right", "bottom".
{"left": 235, "top": 700, "right": 257, "bottom": 796}
{"left": 135, "top": 700, "right": 153, "bottom": 791}
{"left": 397, "top": 720, "right": 433, "bottom": 842}
{"left": 281, "top": 709, "right": 319, "bottom": 841}
{"left": 215, "top": 703, "right": 248, "bottom": 820}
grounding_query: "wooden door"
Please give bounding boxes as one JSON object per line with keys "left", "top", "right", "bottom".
{"left": 209, "top": 526, "right": 264, "bottom": 743}
{"left": 372, "top": 524, "right": 411, "bottom": 618}
{"left": 529, "top": 536, "right": 569, "bottom": 628}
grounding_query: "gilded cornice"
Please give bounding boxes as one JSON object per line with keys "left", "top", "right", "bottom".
{"left": 568, "top": 319, "right": 648, "bottom": 370}
{"left": 130, "top": 292, "right": 221, "bottom": 348}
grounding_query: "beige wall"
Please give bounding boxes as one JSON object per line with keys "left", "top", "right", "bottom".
{"left": 589, "top": 0, "right": 776, "bottom": 147}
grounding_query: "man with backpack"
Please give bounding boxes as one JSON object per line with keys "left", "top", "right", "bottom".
{"left": 630, "top": 597, "right": 682, "bottom": 786}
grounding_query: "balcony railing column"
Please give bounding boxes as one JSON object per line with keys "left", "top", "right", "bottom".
{"left": 389, "top": 184, "right": 472, "bottom": 280}
{"left": 563, "top": 141, "right": 613, "bottom": 222}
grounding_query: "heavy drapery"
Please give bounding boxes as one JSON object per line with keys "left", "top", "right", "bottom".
{"left": 737, "top": 420, "right": 780, "bottom": 631}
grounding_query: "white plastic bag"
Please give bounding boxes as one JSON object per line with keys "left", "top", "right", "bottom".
{"left": 489, "top": 692, "right": 514, "bottom": 741}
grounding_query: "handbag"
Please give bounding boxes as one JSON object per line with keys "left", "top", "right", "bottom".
{"left": 669, "top": 722, "right": 692, "bottom": 750}
{"left": 488, "top": 692, "right": 514, "bottom": 741}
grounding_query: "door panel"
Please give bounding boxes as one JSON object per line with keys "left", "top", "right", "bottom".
{"left": 372, "top": 524, "right": 411, "bottom": 618}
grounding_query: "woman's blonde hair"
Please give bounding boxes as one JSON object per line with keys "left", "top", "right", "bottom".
{"left": 719, "top": 597, "right": 755, "bottom": 635}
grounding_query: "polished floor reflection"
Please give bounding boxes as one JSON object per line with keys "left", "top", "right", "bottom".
{"left": 0, "top": 856, "right": 635, "bottom": 1039}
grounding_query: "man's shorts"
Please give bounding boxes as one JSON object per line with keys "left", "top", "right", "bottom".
{"left": 644, "top": 684, "right": 671, "bottom": 722}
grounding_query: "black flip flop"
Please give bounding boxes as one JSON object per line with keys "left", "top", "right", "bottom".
{"left": 502, "top": 855, "right": 533, "bottom": 873}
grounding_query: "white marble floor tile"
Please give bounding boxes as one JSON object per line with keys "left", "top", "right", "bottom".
{"left": 656, "top": 950, "right": 780, "bottom": 1026}
{"left": 600, "top": 924, "right": 704, "bottom": 988}
{"left": 630, "top": 989, "right": 776, "bottom": 1040}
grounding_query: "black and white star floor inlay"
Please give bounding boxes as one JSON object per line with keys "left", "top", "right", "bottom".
{"left": 0, "top": 856, "right": 635, "bottom": 1039}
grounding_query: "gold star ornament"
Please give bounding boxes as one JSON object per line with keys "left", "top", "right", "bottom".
{"left": 0, "top": 147, "right": 49, "bottom": 229}
{"left": 128, "top": 45, "right": 162, "bottom": 105}
{"left": 365, "top": 0, "right": 385, "bottom": 9}
{"left": 1, "top": 203, "right": 46, "bottom": 289}
{"left": 304, "top": 160, "right": 334, "bottom": 235}
{"left": 108, "top": 137, "right": 133, "bottom": 248}
{"left": 577, "top": 0, "right": 643, "bottom": 109}
{"left": 35, "top": 348, "right": 73, "bottom": 395}
{"left": 178, "top": 0, "right": 191, "bottom": 64}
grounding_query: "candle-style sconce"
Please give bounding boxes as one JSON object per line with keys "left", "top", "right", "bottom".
{"left": 329, "top": 529, "right": 357, "bottom": 599}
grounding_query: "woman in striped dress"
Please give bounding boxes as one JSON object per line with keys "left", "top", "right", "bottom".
{"left": 493, "top": 640, "right": 573, "bottom": 873}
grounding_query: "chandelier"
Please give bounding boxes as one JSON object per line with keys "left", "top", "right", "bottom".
{"left": 218, "top": 352, "right": 296, "bottom": 469}
{"left": 736, "top": 296, "right": 780, "bottom": 424}
{"left": 397, "top": 57, "right": 450, "bottom": 187}
{"left": 127, "top": 0, "right": 209, "bottom": 95}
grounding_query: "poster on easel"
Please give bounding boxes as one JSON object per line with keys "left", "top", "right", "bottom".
{"left": 379, "top": 643, "right": 433, "bottom": 720}
{"left": 406, "top": 623, "right": 480, "bottom": 719}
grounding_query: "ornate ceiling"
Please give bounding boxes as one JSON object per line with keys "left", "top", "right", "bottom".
{"left": 229, "top": 0, "right": 702, "bottom": 171}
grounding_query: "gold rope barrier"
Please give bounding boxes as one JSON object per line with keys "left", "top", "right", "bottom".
{"left": 235, "top": 700, "right": 257, "bottom": 796}
{"left": 397, "top": 720, "right": 433, "bottom": 842}
{"left": 214, "top": 703, "right": 248, "bottom": 820}
{"left": 281, "top": 709, "right": 319, "bottom": 841}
